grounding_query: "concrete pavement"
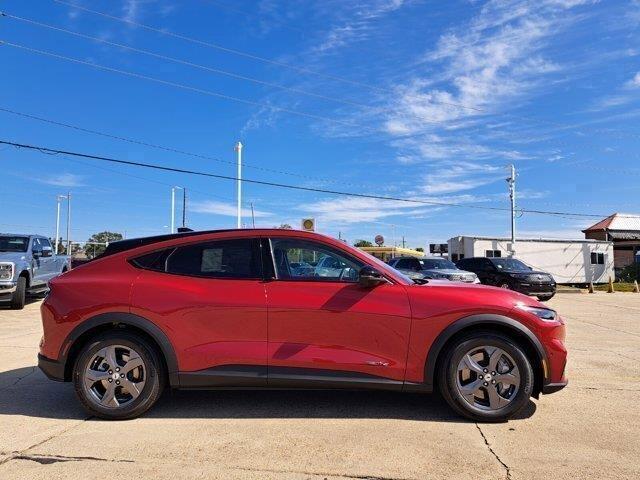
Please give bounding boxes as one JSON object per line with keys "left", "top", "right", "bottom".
{"left": 0, "top": 294, "right": 638, "bottom": 479}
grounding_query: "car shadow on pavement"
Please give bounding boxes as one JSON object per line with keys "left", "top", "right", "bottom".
{"left": 0, "top": 297, "right": 42, "bottom": 310}
{"left": 0, "top": 366, "right": 537, "bottom": 422}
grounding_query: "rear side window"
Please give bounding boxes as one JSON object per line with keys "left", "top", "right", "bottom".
{"left": 131, "top": 249, "right": 173, "bottom": 271}
{"left": 166, "top": 239, "right": 261, "bottom": 279}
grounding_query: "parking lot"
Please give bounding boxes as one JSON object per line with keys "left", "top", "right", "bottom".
{"left": 0, "top": 294, "right": 638, "bottom": 480}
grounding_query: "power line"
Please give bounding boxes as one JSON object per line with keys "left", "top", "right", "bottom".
{"left": 50, "top": 0, "right": 375, "bottom": 90}
{"left": 0, "top": 41, "right": 362, "bottom": 129}
{"left": 0, "top": 106, "right": 368, "bottom": 186}
{"left": 3, "top": 13, "right": 382, "bottom": 112}
{"left": 0, "top": 138, "right": 630, "bottom": 219}
{"left": 48, "top": 0, "right": 630, "bottom": 138}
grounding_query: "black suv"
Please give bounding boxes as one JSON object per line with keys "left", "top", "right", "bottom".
{"left": 456, "top": 257, "right": 556, "bottom": 301}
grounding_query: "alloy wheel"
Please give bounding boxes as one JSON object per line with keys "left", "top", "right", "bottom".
{"left": 455, "top": 346, "right": 521, "bottom": 411}
{"left": 83, "top": 344, "right": 146, "bottom": 408}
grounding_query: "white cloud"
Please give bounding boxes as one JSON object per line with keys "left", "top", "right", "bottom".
{"left": 421, "top": 162, "right": 503, "bottom": 194}
{"left": 297, "top": 196, "right": 431, "bottom": 224}
{"left": 190, "top": 200, "right": 272, "bottom": 218}
{"left": 625, "top": 72, "right": 640, "bottom": 89}
{"left": 38, "top": 173, "right": 85, "bottom": 187}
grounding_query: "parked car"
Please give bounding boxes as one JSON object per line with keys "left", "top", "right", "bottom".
{"left": 388, "top": 256, "right": 479, "bottom": 283}
{"left": 456, "top": 257, "right": 556, "bottom": 301}
{"left": 39, "top": 229, "right": 567, "bottom": 421}
{"left": 0, "top": 234, "right": 71, "bottom": 309}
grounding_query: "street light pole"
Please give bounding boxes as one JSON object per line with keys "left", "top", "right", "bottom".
{"left": 235, "top": 141, "right": 243, "bottom": 229}
{"left": 171, "top": 187, "right": 176, "bottom": 233}
{"left": 55, "top": 195, "right": 62, "bottom": 254}
{"left": 66, "top": 191, "right": 71, "bottom": 255}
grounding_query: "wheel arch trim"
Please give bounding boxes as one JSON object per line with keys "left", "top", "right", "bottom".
{"left": 60, "top": 312, "right": 179, "bottom": 386}
{"left": 423, "top": 313, "right": 547, "bottom": 388}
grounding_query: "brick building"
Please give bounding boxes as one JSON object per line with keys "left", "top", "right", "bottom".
{"left": 582, "top": 213, "right": 640, "bottom": 270}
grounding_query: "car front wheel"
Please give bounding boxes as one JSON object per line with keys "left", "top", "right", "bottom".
{"left": 438, "top": 332, "right": 534, "bottom": 422}
{"left": 73, "top": 332, "right": 165, "bottom": 420}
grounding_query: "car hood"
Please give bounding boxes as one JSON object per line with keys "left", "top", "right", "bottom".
{"left": 408, "top": 279, "right": 543, "bottom": 310}
{"left": 0, "top": 252, "right": 28, "bottom": 263}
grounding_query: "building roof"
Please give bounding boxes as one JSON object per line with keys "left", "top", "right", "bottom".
{"left": 449, "top": 235, "right": 610, "bottom": 244}
{"left": 583, "top": 213, "right": 640, "bottom": 232}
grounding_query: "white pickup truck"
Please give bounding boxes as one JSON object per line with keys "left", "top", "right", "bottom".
{"left": 0, "top": 234, "right": 71, "bottom": 309}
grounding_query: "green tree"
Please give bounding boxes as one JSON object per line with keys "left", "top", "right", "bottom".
{"left": 415, "top": 247, "right": 424, "bottom": 252}
{"left": 277, "top": 223, "right": 293, "bottom": 229}
{"left": 353, "top": 239, "right": 374, "bottom": 247}
{"left": 83, "top": 231, "right": 123, "bottom": 259}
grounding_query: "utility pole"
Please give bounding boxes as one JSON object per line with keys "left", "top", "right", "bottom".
{"left": 250, "top": 202, "right": 255, "bottom": 228}
{"left": 66, "top": 191, "right": 71, "bottom": 255}
{"left": 507, "top": 164, "right": 516, "bottom": 255}
{"left": 402, "top": 236, "right": 406, "bottom": 248}
{"left": 235, "top": 141, "right": 243, "bottom": 229}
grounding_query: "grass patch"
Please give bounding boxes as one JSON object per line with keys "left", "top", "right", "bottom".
{"left": 594, "top": 283, "right": 639, "bottom": 293}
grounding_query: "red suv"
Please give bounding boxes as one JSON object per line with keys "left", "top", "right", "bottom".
{"left": 38, "top": 229, "right": 567, "bottom": 421}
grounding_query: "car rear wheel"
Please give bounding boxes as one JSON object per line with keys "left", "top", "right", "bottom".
{"left": 438, "top": 332, "right": 533, "bottom": 422}
{"left": 537, "top": 293, "right": 555, "bottom": 301}
{"left": 73, "top": 332, "right": 165, "bottom": 420}
{"left": 9, "top": 276, "right": 26, "bottom": 310}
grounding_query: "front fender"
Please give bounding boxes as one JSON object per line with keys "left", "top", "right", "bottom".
{"left": 421, "top": 314, "right": 547, "bottom": 390}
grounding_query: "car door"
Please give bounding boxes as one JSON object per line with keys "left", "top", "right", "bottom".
{"left": 38, "top": 237, "right": 56, "bottom": 282}
{"left": 264, "top": 237, "right": 412, "bottom": 387}
{"left": 129, "top": 237, "right": 268, "bottom": 384}
{"left": 30, "top": 238, "right": 50, "bottom": 287}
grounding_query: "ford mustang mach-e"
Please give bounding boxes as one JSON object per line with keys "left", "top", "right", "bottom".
{"left": 38, "top": 229, "right": 567, "bottom": 421}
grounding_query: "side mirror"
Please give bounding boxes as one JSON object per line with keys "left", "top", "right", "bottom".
{"left": 359, "top": 266, "right": 389, "bottom": 288}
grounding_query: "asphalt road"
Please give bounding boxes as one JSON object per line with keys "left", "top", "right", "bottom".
{"left": 0, "top": 294, "right": 638, "bottom": 479}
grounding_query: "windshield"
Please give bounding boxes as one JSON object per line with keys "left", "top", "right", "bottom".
{"left": 419, "top": 258, "right": 457, "bottom": 270}
{"left": 0, "top": 236, "right": 29, "bottom": 252}
{"left": 491, "top": 258, "right": 531, "bottom": 271}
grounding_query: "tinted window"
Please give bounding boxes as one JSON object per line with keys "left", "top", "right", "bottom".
{"left": 395, "top": 258, "right": 414, "bottom": 269}
{"left": 131, "top": 249, "right": 174, "bottom": 272}
{"left": 160, "top": 239, "right": 261, "bottom": 279}
{"left": 419, "top": 258, "right": 457, "bottom": 270}
{"left": 490, "top": 258, "right": 531, "bottom": 271}
{"left": 39, "top": 238, "right": 52, "bottom": 250}
{"left": 271, "top": 238, "right": 363, "bottom": 282}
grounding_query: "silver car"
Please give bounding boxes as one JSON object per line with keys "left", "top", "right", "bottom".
{"left": 388, "top": 256, "right": 480, "bottom": 283}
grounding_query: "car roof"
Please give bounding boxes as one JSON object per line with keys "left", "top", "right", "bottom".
{"left": 101, "top": 228, "right": 342, "bottom": 257}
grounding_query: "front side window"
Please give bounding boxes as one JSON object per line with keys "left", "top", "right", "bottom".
{"left": 271, "top": 238, "right": 363, "bottom": 282}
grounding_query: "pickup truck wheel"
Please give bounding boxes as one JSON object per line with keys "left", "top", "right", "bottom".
{"left": 9, "top": 276, "right": 26, "bottom": 310}
{"left": 438, "top": 332, "right": 534, "bottom": 422}
{"left": 73, "top": 331, "right": 165, "bottom": 420}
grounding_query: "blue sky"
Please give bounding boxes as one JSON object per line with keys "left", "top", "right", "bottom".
{"left": 1, "top": 0, "right": 639, "bottom": 248}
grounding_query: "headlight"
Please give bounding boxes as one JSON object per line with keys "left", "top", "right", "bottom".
{"left": 0, "top": 263, "right": 13, "bottom": 281}
{"left": 516, "top": 304, "right": 558, "bottom": 322}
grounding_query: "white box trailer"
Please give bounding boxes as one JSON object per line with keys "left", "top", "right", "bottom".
{"left": 447, "top": 236, "right": 614, "bottom": 284}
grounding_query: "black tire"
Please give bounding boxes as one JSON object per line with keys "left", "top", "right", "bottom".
{"left": 438, "top": 332, "right": 534, "bottom": 422}
{"left": 497, "top": 281, "right": 511, "bottom": 290}
{"left": 537, "top": 293, "right": 555, "bottom": 302}
{"left": 73, "top": 331, "right": 165, "bottom": 420}
{"left": 9, "top": 276, "right": 26, "bottom": 310}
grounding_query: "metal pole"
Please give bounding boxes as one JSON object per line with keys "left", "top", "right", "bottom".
{"left": 236, "top": 141, "right": 243, "bottom": 229}
{"left": 508, "top": 164, "right": 516, "bottom": 254}
{"left": 171, "top": 187, "right": 175, "bottom": 233}
{"left": 182, "top": 188, "right": 187, "bottom": 228}
{"left": 54, "top": 196, "right": 61, "bottom": 254}
{"left": 66, "top": 191, "right": 71, "bottom": 255}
